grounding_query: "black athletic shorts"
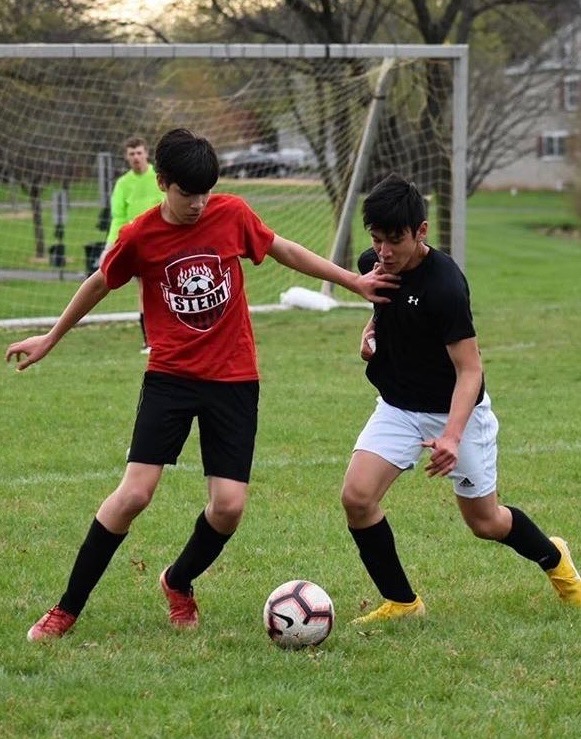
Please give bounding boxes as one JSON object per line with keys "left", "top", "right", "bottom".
{"left": 127, "top": 371, "right": 259, "bottom": 483}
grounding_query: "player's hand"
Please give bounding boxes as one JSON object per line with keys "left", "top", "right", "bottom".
{"left": 355, "top": 263, "right": 400, "bottom": 303}
{"left": 5, "top": 334, "right": 54, "bottom": 371}
{"left": 422, "top": 436, "right": 459, "bottom": 477}
{"left": 360, "top": 331, "right": 376, "bottom": 361}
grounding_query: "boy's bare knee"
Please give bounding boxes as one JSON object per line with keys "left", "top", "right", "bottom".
{"left": 341, "top": 484, "right": 373, "bottom": 520}
{"left": 115, "top": 486, "right": 154, "bottom": 516}
{"left": 467, "top": 518, "right": 502, "bottom": 540}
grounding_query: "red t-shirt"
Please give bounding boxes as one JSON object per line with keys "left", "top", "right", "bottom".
{"left": 101, "top": 193, "right": 275, "bottom": 381}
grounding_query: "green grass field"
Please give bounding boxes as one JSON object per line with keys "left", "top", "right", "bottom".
{"left": 0, "top": 190, "right": 580, "bottom": 738}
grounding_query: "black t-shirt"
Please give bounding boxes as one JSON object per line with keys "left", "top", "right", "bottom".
{"left": 358, "top": 246, "right": 485, "bottom": 413}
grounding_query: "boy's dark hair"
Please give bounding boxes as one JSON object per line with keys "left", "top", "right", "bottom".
{"left": 124, "top": 135, "right": 148, "bottom": 150}
{"left": 362, "top": 173, "right": 426, "bottom": 238}
{"left": 155, "top": 128, "right": 219, "bottom": 194}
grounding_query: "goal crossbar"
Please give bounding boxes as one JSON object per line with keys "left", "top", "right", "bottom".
{"left": 0, "top": 43, "right": 468, "bottom": 61}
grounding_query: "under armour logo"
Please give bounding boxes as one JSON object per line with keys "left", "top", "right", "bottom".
{"left": 408, "top": 295, "right": 419, "bottom": 305}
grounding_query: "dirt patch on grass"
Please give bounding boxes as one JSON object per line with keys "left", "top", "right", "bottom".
{"left": 536, "top": 223, "right": 580, "bottom": 239}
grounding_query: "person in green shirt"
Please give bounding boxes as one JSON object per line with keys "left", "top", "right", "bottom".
{"left": 104, "top": 136, "right": 164, "bottom": 353}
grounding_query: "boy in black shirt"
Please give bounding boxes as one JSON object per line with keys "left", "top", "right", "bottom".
{"left": 343, "top": 173, "right": 581, "bottom": 622}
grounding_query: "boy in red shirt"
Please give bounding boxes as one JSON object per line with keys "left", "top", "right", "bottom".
{"left": 6, "top": 128, "right": 397, "bottom": 641}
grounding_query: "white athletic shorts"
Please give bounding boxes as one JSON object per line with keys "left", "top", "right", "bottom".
{"left": 354, "top": 392, "right": 498, "bottom": 498}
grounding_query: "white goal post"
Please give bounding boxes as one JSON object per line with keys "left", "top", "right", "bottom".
{"left": 0, "top": 43, "right": 468, "bottom": 327}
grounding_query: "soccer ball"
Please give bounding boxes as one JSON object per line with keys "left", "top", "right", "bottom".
{"left": 183, "top": 272, "right": 214, "bottom": 295}
{"left": 263, "top": 580, "right": 334, "bottom": 650}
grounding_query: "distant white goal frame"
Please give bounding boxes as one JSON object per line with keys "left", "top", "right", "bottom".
{"left": 0, "top": 43, "right": 468, "bottom": 327}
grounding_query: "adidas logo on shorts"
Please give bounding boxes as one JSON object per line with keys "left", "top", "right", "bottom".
{"left": 459, "top": 477, "right": 475, "bottom": 488}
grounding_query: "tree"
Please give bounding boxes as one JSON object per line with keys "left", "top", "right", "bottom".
{"left": 0, "top": 0, "right": 170, "bottom": 44}
{"left": 0, "top": 0, "right": 122, "bottom": 43}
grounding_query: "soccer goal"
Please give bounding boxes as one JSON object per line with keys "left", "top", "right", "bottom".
{"left": 0, "top": 43, "right": 467, "bottom": 327}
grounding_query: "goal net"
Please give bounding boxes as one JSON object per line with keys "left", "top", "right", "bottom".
{"left": 0, "top": 44, "right": 467, "bottom": 327}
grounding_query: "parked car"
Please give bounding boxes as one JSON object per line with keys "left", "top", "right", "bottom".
{"left": 278, "top": 147, "right": 317, "bottom": 172}
{"left": 219, "top": 150, "right": 289, "bottom": 179}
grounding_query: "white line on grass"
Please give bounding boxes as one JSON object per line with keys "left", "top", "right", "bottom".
{"left": 4, "top": 443, "right": 581, "bottom": 491}
{"left": 505, "top": 440, "right": 581, "bottom": 456}
{"left": 1, "top": 456, "right": 345, "bottom": 490}
{"left": 483, "top": 342, "right": 537, "bottom": 354}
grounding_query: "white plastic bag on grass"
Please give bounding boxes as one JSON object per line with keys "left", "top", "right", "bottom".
{"left": 279, "top": 286, "right": 338, "bottom": 312}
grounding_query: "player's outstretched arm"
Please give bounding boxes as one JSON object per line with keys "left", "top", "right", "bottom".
{"left": 268, "top": 235, "right": 399, "bottom": 303}
{"left": 5, "top": 270, "right": 111, "bottom": 371}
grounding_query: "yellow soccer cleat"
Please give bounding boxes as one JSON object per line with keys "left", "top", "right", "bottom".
{"left": 547, "top": 537, "right": 581, "bottom": 606}
{"left": 352, "top": 595, "right": 426, "bottom": 624}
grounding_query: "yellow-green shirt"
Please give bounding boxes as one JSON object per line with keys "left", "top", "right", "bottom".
{"left": 106, "top": 164, "right": 164, "bottom": 245}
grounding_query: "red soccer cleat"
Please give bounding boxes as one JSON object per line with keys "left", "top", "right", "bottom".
{"left": 159, "top": 568, "right": 199, "bottom": 629}
{"left": 27, "top": 606, "right": 77, "bottom": 642}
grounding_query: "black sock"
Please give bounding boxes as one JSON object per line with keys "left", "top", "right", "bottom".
{"left": 166, "top": 511, "right": 232, "bottom": 594}
{"left": 500, "top": 506, "right": 560, "bottom": 570}
{"left": 349, "top": 517, "right": 416, "bottom": 603}
{"left": 139, "top": 312, "right": 147, "bottom": 346}
{"left": 58, "top": 518, "right": 127, "bottom": 617}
